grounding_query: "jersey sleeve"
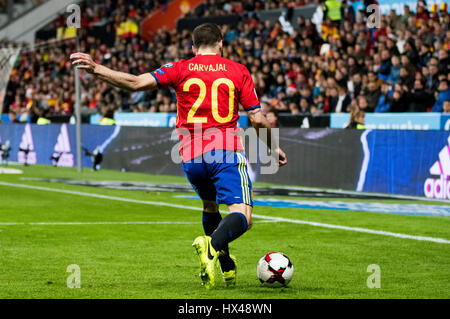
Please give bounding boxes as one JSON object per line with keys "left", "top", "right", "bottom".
{"left": 239, "top": 66, "right": 260, "bottom": 111}
{"left": 149, "top": 61, "right": 180, "bottom": 89}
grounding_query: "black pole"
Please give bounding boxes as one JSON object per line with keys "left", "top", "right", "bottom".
{"left": 7, "top": 0, "right": 13, "bottom": 22}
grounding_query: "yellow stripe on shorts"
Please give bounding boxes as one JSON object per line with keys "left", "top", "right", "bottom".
{"left": 237, "top": 153, "right": 250, "bottom": 205}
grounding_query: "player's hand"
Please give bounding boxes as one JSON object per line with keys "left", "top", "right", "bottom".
{"left": 274, "top": 147, "right": 287, "bottom": 167}
{"left": 70, "top": 52, "right": 97, "bottom": 74}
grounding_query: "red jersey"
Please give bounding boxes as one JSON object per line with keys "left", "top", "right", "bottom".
{"left": 150, "top": 54, "right": 260, "bottom": 162}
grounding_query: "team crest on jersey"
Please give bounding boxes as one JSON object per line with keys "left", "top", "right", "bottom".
{"left": 163, "top": 62, "right": 174, "bottom": 68}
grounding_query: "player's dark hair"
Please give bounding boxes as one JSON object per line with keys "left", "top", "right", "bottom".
{"left": 192, "top": 23, "right": 223, "bottom": 49}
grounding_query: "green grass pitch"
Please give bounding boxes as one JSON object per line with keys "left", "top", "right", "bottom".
{"left": 0, "top": 164, "right": 449, "bottom": 299}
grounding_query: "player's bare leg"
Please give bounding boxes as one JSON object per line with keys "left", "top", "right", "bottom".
{"left": 227, "top": 203, "right": 253, "bottom": 230}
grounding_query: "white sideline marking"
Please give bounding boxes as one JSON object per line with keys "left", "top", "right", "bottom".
{"left": 0, "top": 220, "right": 279, "bottom": 226}
{"left": 10, "top": 221, "right": 197, "bottom": 225}
{"left": 0, "top": 181, "right": 449, "bottom": 244}
{"left": 0, "top": 168, "right": 23, "bottom": 174}
{"left": 250, "top": 214, "right": 450, "bottom": 244}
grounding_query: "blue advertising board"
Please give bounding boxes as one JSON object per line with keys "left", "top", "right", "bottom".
{"left": 357, "top": 130, "right": 450, "bottom": 199}
{"left": 3, "top": 124, "right": 448, "bottom": 199}
{"left": 90, "top": 112, "right": 174, "bottom": 127}
{"left": 90, "top": 112, "right": 249, "bottom": 127}
{"left": 0, "top": 123, "right": 117, "bottom": 168}
{"left": 351, "top": 0, "right": 449, "bottom": 15}
{"left": 1, "top": 114, "right": 30, "bottom": 124}
{"left": 331, "top": 113, "right": 448, "bottom": 130}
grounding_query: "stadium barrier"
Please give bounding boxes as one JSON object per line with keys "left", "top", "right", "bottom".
{"left": 89, "top": 112, "right": 249, "bottom": 127}
{"left": 89, "top": 112, "right": 450, "bottom": 130}
{"left": 330, "top": 113, "right": 450, "bottom": 130}
{"left": 1, "top": 113, "right": 91, "bottom": 124}
{"left": 175, "top": 3, "right": 318, "bottom": 31}
{"left": 1, "top": 123, "right": 449, "bottom": 199}
{"left": 256, "top": 3, "right": 318, "bottom": 23}
{"left": 351, "top": 0, "right": 450, "bottom": 15}
{"left": 277, "top": 113, "right": 330, "bottom": 128}
{"left": 177, "top": 14, "right": 240, "bottom": 31}
{"left": 89, "top": 112, "right": 331, "bottom": 128}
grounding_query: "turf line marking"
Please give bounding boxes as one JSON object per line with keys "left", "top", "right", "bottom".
{"left": 27, "top": 221, "right": 196, "bottom": 225}
{"left": 1, "top": 181, "right": 449, "bottom": 244}
{"left": 250, "top": 214, "right": 450, "bottom": 244}
{"left": 0, "top": 220, "right": 279, "bottom": 226}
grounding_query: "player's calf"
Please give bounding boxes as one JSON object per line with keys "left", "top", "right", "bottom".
{"left": 210, "top": 207, "right": 251, "bottom": 252}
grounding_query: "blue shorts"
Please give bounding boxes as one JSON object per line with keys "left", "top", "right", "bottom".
{"left": 182, "top": 150, "right": 253, "bottom": 206}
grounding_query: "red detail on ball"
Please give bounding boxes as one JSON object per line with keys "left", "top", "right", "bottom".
{"left": 265, "top": 252, "right": 276, "bottom": 262}
{"left": 267, "top": 266, "right": 286, "bottom": 284}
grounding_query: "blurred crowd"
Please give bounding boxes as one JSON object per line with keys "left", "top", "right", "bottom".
{"left": 2, "top": 0, "right": 450, "bottom": 124}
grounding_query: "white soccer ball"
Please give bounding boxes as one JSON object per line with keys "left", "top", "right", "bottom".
{"left": 257, "top": 252, "right": 294, "bottom": 287}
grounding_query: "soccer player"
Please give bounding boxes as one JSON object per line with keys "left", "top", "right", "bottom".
{"left": 70, "top": 23, "right": 287, "bottom": 289}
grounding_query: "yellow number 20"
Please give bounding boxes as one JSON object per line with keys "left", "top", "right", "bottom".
{"left": 184, "top": 78, "right": 207, "bottom": 123}
{"left": 183, "top": 77, "right": 235, "bottom": 124}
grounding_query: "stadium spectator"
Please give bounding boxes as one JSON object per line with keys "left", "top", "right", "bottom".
{"left": 299, "top": 97, "right": 311, "bottom": 114}
{"left": 323, "top": 0, "right": 342, "bottom": 26}
{"left": 424, "top": 58, "right": 440, "bottom": 93}
{"left": 364, "top": 81, "right": 381, "bottom": 112}
{"left": 345, "top": 109, "right": 365, "bottom": 129}
{"left": 375, "top": 82, "right": 393, "bottom": 113}
{"left": 407, "top": 79, "right": 434, "bottom": 112}
{"left": 2, "top": 0, "right": 449, "bottom": 123}
{"left": 443, "top": 100, "right": 450, "bottom": 113}
{"left": 265, "top": 109, "right": 279, "bottom": 127}
{"left": 390, "top": 84, "right": 408, "bottom": 112}
{"left": 356, "top": 95, "right": 369, "bottom": 113}
{"left": 334, "top": 86, "right": 351, "bottom": 113}
{"left": 439, "top": 49, "right": 450, "bottom": 75}
{"left": 340, "top": 0, "right": 355, "bottom": 25}
{"left": 378, "top": 49, "right": 392, "bottom": 82}
{"left": 432, "top": 80, "right": 450, "bottom": 112}
{"left": 389, "top": 55, "right": 401, "bottom": 84}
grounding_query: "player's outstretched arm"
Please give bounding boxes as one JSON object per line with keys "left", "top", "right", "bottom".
{"left": 247, "top": 108, "right": 287, "bottom": 167}
{"left": 70, "top": 52, "right": 157, "bottom": 92}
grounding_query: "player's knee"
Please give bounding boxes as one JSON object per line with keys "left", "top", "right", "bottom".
{"left": 241, "top": 209, "right": 253, "bottom": 231}
{"left": 246, "top": 215, "right": 253, "bottom": 230}
{"left": 236, "top": 210, "right": 252, "bottom": 231}
{"left": 228, "top": 203, "right": 252, "bottom": 230}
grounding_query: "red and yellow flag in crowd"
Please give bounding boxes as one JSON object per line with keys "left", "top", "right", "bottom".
{"left": 116, "top": 20, "right": 139, "bottom": 38}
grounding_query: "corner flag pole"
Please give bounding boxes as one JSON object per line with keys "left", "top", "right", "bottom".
{"left": 74, "top": 35, "right": 82, "bottom": 173}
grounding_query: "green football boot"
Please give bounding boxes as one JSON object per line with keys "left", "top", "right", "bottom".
{"left": 192, "top": 236, "right": 218, "bottom": 289}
